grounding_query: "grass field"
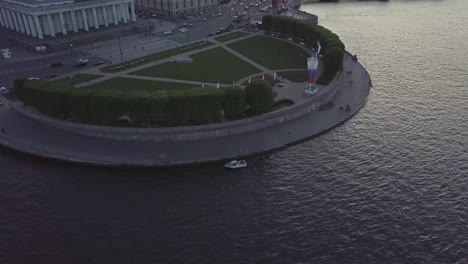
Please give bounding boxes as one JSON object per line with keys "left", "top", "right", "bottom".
{"left": 228, "top": 36, "right": 309, "bottom": 70}
{"left": 131, "top": 47, "right": 260, "bottom": 83}
{"left": 100, "top": 41, "right": 214, "bottom": 73}
{"left": 214, "top": 32, "right": 250, "bottom": 42}
{"left": 54, "top": 74, "right": 103, "bottom": 86}
{"left": 83, "top": 77, "right": 201, "bottom": 92}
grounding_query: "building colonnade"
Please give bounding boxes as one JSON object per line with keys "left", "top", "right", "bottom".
{"left": 0, "top": 0, "right": 137, "bottom": 39}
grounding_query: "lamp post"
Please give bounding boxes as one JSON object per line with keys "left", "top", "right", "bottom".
{"left": 63, "top": 23, "right": 73, "bottom": 53}
{"left": 116, "top": 31, "right": 123, "bottom": 63}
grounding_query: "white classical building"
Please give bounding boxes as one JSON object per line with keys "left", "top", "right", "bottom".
{"left": 0, "top": 0, "right": 136, "bottom": 39}
{"left": 134, "top": 0, "right": 217, "bottom": 17}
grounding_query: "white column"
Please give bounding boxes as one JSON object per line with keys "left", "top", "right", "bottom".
{"left": 112, "top": 5, "right": 118, "bottom": 25}
{"left": 33, "top": 15, "right": 43, "bottom": 39}
{"left": 120, "top": 4, "right": 127, "bottom": 23}
{"left": 70, "top": 10, "right": 78, "bottom": 32}
{"left": 6, "top": 10, "right": 14, "bottom": 30}
{"left": 92, "top": 7, "right": 99, "bottom": 29}
{"left": 59, "top": 12, "right": 67, "bottom": 35}
{"left": 22, "top": 14, "right": 31, "bottom": 35}
{"left": 130, "top": 2, "right": 136, "bottom": 22}
{"left": 81, "top": 9, "right": 89, "bottom": 31}
{"left": 9, "top": 10, "right": 19, "bottom": 32}
{"left": 28, "top": 15, "right": 37, "bottom": 37}
{"left": 15, "top": 12, "right": 25, "bottom": 33}
{"left": 0, "top": 9, "right": 5, "bottom": 27}
{"left": 47, "top": 14, "right": 55, "bottom": 37}
{"left": 0, "top": 9, "right": 7, "bottom": 28}
{"left": 102, "top": 6, "right": 109, "bottom": 27}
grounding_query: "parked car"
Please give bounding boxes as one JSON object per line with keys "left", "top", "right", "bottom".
{"left": 28, "top": 77, "right": 40, "bottom": 80}
{"left": 202, "top": 17, "right": 207, "bottom": 21}
{"left": 75, "top": 58, "right": 88, "bottom": 67}
{"left": 179, "top": 27, "right": 188, "bottom": 33}
{"left": 0, "top": 87, "right": 7, "bottom": 94}
{"left": 188, "top": 23, "right": 193, "bottom": 27}
{"left": 49, "top": 61, "right": 64, "bottom": 67}
{"left": 93, "top": 61, "right": 105, "bottom": 66}
{"left": 47, "top": 74, "right": 58, "bottom": 79}
{"left": 164, "top": 30, "right": 173, "bottom": 35}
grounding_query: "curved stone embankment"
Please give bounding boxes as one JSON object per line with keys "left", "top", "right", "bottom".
{"left": 10, "top": 71, "right": 338, "bottom": 143}
{"left": 0, "top": 52, "right": 371, "bottom": 167}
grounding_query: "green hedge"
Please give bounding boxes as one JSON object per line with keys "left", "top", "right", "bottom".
{"left": 245, "top": 80, "right": 273, "bottom": 113}
{"left": 14, "top": 79, "right": 232, "bottom": 127}
{"left": 223, "top": 87, "right": 247, "bottom": 118}
{"left": 265, "top": 16, "right": 346, "bottom": 84}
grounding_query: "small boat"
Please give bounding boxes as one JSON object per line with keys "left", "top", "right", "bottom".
{"left": 224, "top": 160, "right": 247, "bottom": 169}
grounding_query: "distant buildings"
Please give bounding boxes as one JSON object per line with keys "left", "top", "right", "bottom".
{"left": 134, "top": 0, "right": 218, "bottom": 17}
{"left": 0, "top": 0, "right": 136, "bottom": 39}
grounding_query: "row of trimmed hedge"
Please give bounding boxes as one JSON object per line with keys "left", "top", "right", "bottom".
{"left": 262, "top": 15, "right": 345, "bottom": 85}
{"left": 14, "top": 78, "right": 275, "bottom": 127}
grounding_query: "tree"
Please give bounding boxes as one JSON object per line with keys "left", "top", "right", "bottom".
{"left": 223, "top": 87, "right": 247, "bottom": 118}
{"left": 262, "top": 15, "right": 273, "bottom": 34}
{"left": 245, "top": 80, "right": 273, "bottom": 113}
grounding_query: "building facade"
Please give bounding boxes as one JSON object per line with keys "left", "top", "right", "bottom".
{"left": 0, "top": 0, "right": 136, "bottom": 39}
{"left": 134, "top": 0, "right": 217, "bottom": 17}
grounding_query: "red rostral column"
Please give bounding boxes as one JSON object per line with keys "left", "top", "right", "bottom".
{"left": 272, "top": 0, "right": 279, "bottom": 16}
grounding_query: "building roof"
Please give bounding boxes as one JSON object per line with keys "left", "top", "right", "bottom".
{"left": 2, "top": 0, "right": 75, "bottom": 7}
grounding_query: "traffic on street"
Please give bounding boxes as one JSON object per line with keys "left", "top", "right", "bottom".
{"left": 0, "top": 0, "right": 285, "bottom": 90}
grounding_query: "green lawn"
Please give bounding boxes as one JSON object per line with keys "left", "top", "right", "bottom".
{"left": 100, "top": 41, "right": 214, "bottom": 73}
{"left": 54, "top": 74, "right": 103, "bottom": 86}
{"left": 228, "top": 36, "right": 309, "bottom": 70}
{"left": 83, "top": 77, "right": 201, "bottom": 92}
{"left": 214, "top": 32, "right": 250, "bottom": 42}
{"left": 131, "top": 47, "right": 260, "bottom": 83}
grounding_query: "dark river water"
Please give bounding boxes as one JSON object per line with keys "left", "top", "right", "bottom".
{"left": 1, "top": 0, "right": 468, "bottom": 263}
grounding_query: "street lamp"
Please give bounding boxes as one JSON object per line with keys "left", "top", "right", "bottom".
{"left": 115, "top": 31, "right": 124, "bottom": 63}
{"left": 63, "top": 23, "right": 73, "bottom": 52}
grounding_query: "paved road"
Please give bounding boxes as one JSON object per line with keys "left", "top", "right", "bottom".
{"left": 0, "top": 0, "right": 276, "bottom": 88}
{"left": 0, "top": 53, "right": 371, "bottom": 166}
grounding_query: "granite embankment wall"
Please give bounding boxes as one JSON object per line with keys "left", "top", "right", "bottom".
{"left": 285, "top": 0, "right": 318, "bottom": 24}
{"left": 11, "top": 70, "right": 343, "bottom": 143}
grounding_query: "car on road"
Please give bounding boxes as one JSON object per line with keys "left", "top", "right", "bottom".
{"left": 179, "top": 27, "right": 188, "bottom": 33}
{"left": 49, "top": 61, "right": 64, "bottom": 67}
{"left": 180, "top": 22, "right": 187, "bottom": 28}
{"left": 245, "top": 6, "right": 249, "bottom": 9}
{"left": 164, "top": 30, "right": 174, "bottom": 35}
{"left": 28, "top": 77, "right": 40, "bottom": 80}
{"left": 188, "top": 23, "right": 193, "bottom": 27}
{"left": 217, "top": 12, "right": 222, "bottom": 16}
{"left": 75, "top": 59, "right": 88, "bottom": 67}
{"left": 202, "top": 17, "right": 207, "bottom": 21}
